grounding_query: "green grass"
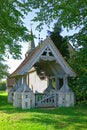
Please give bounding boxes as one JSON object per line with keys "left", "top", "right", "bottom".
{"left": 0, "top": 91, "right": 87, "bottom": 130}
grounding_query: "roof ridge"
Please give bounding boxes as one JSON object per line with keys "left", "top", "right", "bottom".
{"left": 9, "top": 37, "right": 76, "bottom": 78}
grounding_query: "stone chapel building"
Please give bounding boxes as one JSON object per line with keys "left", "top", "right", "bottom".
{"left": 7, "top": 32, "right": 76, "bottom": 109}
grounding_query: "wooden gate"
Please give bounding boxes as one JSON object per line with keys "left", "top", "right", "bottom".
{"left": 35, "top": 93, "right": 57, "bottom": 107}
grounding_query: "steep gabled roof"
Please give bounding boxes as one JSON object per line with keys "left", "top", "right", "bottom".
{"left": 9, "top": 37, "right": 76, "bottom": 78}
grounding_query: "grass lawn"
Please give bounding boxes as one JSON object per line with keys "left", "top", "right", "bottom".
{"left": 0, "top": 91, "right": 87, "bottom": 130}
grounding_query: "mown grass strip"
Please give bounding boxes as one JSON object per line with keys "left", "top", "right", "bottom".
{"left": 0, "top": 91, "right": 87, "bottom": 130}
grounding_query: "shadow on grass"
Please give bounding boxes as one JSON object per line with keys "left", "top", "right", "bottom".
{"left": 17, "top": 108, "right": 87, "bottom": 130}
{"left": 0, "top": 93, "right": 25, "bottom": 114}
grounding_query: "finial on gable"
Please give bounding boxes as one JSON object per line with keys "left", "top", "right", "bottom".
{"left": 38, "top": 34, "right": 43, "bottom": 45}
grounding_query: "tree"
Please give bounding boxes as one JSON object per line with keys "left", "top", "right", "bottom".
{"left": 69, "top": 49, "right": 87, "bottom": 103}
{"left": 27, "top": 0, "right": 87, "bottom": 47}
{"left": 27, "top": 0, "right": 87, "bottom": 103}
{"left": 48, "top": 22, "right": 70, "bottom": 59}
{"left": 0, "top": 0, "right": 31, "bottom": 79}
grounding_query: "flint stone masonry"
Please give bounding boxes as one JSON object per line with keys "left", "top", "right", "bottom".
{"left": 8, "top": 80, "right": 19, "bottom": 103}
{"left": 13, "top": 75, "right": 35, "bottom": 109}
{"left": 22, "top": 92, "right": 35, "bottom": 109}
{"left": 58, "top": 91, "right": 74, "bottom": 107}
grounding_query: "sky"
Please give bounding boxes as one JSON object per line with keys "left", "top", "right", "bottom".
{"left": 7, "top": 11, "right": 78, "bottom": 74}
{"left": 7, "top": 11, "right": 51, "bottom": 73}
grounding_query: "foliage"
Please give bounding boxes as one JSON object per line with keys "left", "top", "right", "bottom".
{"left": 0, "top": 92, "right": 87, "bottom": 130}
{"left": 0, "top": 0, "right": 31, "bottom": 58}
{"left": 26, "top": 0, "right": 87, "bottom": 103}
{"left": 1, "top": 0, "right": 87, "bottom": 101}
{"left": 0, "top": 81, "right": 6, "bottom": 91}
{"left": 69, "top": 51, "right": 87, "bottom": 103}
{"left": 28, "top": 0, "right": 87, "bottom": 44}
{"left": 0, "top": 0, "right": 32, "bottom": 79}
{"left": 0, "top": 57, "right": 9, "bottom": 79}
{"left": 26, "top": 0, "right": 87, "bottom": 59}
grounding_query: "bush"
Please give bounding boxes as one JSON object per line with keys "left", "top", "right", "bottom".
{"left": 0, "top": 81, "right": 6, "bottom": 91}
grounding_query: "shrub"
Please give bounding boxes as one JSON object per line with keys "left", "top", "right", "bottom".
{"left": 0, "top": 81, "right": 6, "bottom": 91}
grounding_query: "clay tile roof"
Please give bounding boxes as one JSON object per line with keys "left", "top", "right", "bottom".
{"left": 9, "top": 37, "right": 76, "bottom": 77}
{"left": 7, "top": 37, "right": 76, "bottom": 87}
{"left": 7, "top": 40, "right": 45, "bottom": 87}
{"left": 9, "top": 42, "right": 44, "bottom": 78}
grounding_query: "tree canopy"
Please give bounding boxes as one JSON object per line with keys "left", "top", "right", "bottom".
{"left": 0, "top": 0, "right": 32, "bottom": 79}
{"left": 27, "top": 0, "right": 87, "bottom": 103}
{"left": 0, "top": 0, "right": 31, "bottom": 59}
{"left": 27, "top": 0, "right": 87, "bottom": 47}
